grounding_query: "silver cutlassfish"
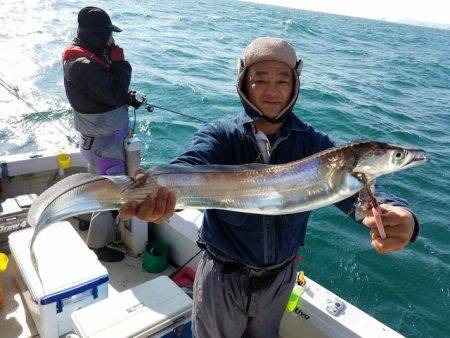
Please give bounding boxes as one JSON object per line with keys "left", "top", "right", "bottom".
{"left": 28, "top": 140, "right": 427, "bottom": 251}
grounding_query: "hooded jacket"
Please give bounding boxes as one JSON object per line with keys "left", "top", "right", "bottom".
{"left": 171, "top": 69, "right": 418, "bottom": 268}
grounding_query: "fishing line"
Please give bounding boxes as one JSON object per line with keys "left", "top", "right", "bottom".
{"left": 144, "top": 102, "right": 208, "bottom": 124}
{"left": 1, "top": 76, "right": 206, "bottom": 145}
{"left": 0, "top": 77, "right": 78, "bottom": 146}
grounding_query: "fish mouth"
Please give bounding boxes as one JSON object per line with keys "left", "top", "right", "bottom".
{"left": 407, "top": 149, "right": 428, "bottom": 166}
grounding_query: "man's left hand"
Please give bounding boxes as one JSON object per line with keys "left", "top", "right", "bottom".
{"left": 118, "top": 168, "right": 176, "bottom": 224}
{"left": 110, "top": 45, "right": 125, "bottom": 62}
{"left": 362, "top": 204, "right": 415, "bottom": 254}
{"left": 128, "top": 90, "right": 146, "bottom": 109}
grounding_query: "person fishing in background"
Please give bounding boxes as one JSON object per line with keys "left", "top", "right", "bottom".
{"left": 120, "top": 37, "right": 420, "bottom": 337}
{"left": 62, "top": 7, "right": 144, "bottom": 262}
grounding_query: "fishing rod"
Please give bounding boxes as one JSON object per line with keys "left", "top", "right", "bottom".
{"left": 0, "top": 77, "right": 78, "bottom": 146}
{"left": 1, "top": 79, "right": 206, "bottom": 144}
{"left": 132, "top": 91, "right": 208, "bottom": 124}
{"left": 169, "top": 249, "right": 202, "bottom": 279}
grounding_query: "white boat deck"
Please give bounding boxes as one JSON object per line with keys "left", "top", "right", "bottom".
{"left": 0, "top": 220, "right": 176, "bottom": 338}
{"left": 2, "top": 259, "right": 38, "bottom": 338}
{"left": 0, "top": 150, "right": 406, "bottom": 338}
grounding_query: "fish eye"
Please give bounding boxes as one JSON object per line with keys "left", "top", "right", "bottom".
{"left": 394, "top": 151, "right": 405, "bottom": 160}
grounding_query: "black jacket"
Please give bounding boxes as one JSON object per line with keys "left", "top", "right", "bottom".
{"left": 63, "top": 51, "right": 131, "bottom": 114}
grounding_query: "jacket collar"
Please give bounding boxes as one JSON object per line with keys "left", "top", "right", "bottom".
{"left": 238, "top": 111, "right": 310, "bottom": 139}
{"left": 62, "top": 45, "right": 110, "bottom": 70}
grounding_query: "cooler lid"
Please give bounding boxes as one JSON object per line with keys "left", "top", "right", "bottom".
{"left": 71, "top": 276, "right": 192, "bottom": 338}
{"left": 8, "top": 221, "right": 108, "bottom": 302}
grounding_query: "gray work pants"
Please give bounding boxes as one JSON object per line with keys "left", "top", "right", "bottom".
{"left": 83, "top": 134, "right": 126, "bottom": 249}
{"left": 192, "top": 253, "right": 298, "bottom": 338}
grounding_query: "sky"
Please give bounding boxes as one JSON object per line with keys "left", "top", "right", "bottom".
{"left": 242, "top": 0, "right": 450, "bottom": 28}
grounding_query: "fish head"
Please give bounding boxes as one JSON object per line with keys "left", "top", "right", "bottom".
{"left": 351, "top": 141, "right": 428, "bottom": 179}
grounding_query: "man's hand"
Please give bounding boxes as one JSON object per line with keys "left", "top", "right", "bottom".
{"left": 110, "top": 44, "right": 124, "bottom": 62}
{"left": 128, "top": 90, "right": 146, "bottom": 109}
{"left": 119, "top": 168, "right": 176, "bottom": 224}
{"left": 362, "top": 204, "right": 415, "bottom": 254}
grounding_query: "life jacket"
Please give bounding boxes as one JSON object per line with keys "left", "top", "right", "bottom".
{"left": 63, "top": 45, "right": 129, "bottom": 176}
{"left": 62, "top": 45, "right": 110, "bottom": 70}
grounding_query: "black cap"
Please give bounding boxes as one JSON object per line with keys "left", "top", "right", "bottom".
{"left": 77, "top": 6, "right": 122, "bottom": 32}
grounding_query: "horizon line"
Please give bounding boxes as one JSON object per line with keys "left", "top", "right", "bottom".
{"left": 240, "top": 0, "right": 450, "bottom": 30}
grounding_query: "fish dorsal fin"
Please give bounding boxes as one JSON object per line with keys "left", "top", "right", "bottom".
{"left": 150, "top": 163, "right": 271, "bottom": 175}
{"left": 27, "top": 173, "right": 105, "bottom": 228}
{"left": 150, "top": 140, "right": 376, "bottom": 177}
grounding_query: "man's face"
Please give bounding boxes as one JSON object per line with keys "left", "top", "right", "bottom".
{"left": 245, "top": 60, "right": 293, "bottom": 118}
{"left": 106, "top": 33, "right": 114, "bottom": 46}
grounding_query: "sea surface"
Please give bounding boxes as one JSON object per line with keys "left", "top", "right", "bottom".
{"left": 0, "top": 0, "right": 449, "bottom": 336}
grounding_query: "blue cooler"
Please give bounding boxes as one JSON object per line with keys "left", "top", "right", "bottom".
{"left": 8, "top": 221, "right": 109, "bottom": 338}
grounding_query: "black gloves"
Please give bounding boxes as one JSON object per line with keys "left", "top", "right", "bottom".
{"left": 127, "top": 90, "right": 146, "bottom": 109}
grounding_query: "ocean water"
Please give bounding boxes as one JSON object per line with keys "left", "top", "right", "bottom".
{"left": 1, "top": 0, "right": 449, "bottom": 336}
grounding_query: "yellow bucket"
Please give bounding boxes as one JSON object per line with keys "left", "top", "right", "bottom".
{"left": 0, "top": 253, "right": 8, "bottom": 311}
{"left": 0, "top": 253, "right": 7, "bottom": 272}
{"left": 57, "top": 152, "right": 71, "bottom": 169}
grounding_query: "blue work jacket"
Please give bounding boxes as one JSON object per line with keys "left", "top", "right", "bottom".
{"left": 171, "top": 112, "right": 415, "bottom": 268}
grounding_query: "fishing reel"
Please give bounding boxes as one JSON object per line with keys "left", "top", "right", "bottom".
{"left": 128, "top": 91, "right": 205, "bottom": 123}
{"left": 144, "top": 101, "right": 154, "bottom": 113}
{"left": 128, "top": 90, "right": 153, "bottom": 111}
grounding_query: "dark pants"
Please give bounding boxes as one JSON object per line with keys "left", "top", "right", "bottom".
{"left": 192, "top": 253, "right": 298, "bottom": 338}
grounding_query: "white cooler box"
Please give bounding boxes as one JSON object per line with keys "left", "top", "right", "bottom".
{"left": 71, "top": 276, "right": 192, "bottom": 338}
{"left": 8, "top": 221, "right": 109, "bottom": 338}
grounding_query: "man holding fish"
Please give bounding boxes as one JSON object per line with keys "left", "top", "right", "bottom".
{"left": 121, "top": 37, "right": 420, "bottom": 338}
